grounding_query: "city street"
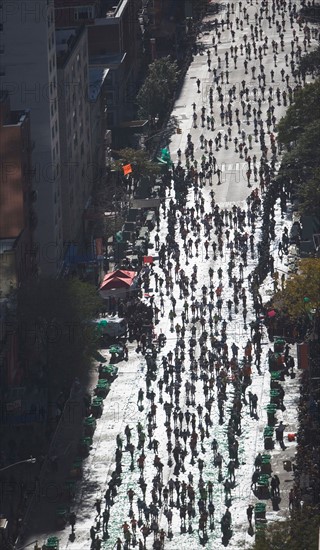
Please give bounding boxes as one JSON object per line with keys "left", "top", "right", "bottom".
{"left": 20, "top": 1, "right": 319, "bottom": 549}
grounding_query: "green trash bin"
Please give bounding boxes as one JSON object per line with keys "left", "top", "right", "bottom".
{"left": 95, "top": 379, "right": 110, "bottom": 398}
{"left": 270, "top": 371, "right": 283, "bottom": 388}
{"left": 257, "top": 474, "right": 270, "bottom": 499}
{"left": 55, "top": 506, "right": 68, "bottom": 529}
{"left": 79, "top": 436, "right": 92, "bottom": 457}
{"left": 83, "top": 415, "right": 96, "bottom": 436}
{"left": 45, "top": 537, "right": 59, "bottom": 549}
{"left": 255, "top": 518, "right": 267, "bottom": 537}
{"left": 274, "top": 338, "right": 285, "bottom": 353}
{"left": 270, "top": 389, "right": 281, "bottom": 407}
{"left": 266, "top": 403, "right": 277, "bottom": 426}
{"left": 91, "top": 396, "right": 104, "bottom": 418}
{"left": 263, "top": 426, "right": 274, "bottom": 450}
{"left": 65, "top": 480, "right": 76, "bottom": 501}
{"left": 70, "top": 459, "right": 82, "bottom": 480}
{"left": 260, "top": 453, "right": 272, "bottom": 474}
{"left": 254, "top": 502, "right": 266, "bottom": 519}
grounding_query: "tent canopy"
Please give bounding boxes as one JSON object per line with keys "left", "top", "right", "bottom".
{"left": 99, "top": 269, "right": 137, "bottom": 291}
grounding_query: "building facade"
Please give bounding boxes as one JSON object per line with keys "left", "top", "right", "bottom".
{"left": 56, "top": 26, "right": 92, "bottom": 245}
{"left": 1, "top": 0, "right": 64, "bottom": 275}
{"left": 54, "top": 0, "right": 143, "bottom": 130}
{"left": 0, "top": 92, "right": 35, "bottom": 292}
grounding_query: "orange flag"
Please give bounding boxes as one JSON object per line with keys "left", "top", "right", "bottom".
{"left": 123, "top": 163, "right": 132, "bottom": 175}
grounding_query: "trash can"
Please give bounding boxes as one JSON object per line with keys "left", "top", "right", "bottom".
{"left": 270, "top": 389, "right": 281, "bottom": 408}
{"left": 83, "top": 415, "right": 96, "bottom": 437}
{"left": 263, "top": 426, "right": 274, "bottom": 450}
{"left": 64, "top": 480, "right": 76, "bottom": 501}
{"left": 94, "top": 379, "right": 110, "bottom": 398}
{"left": 45, "top": 537, "right": 59, "bottom": 549}
{"left": 266, "top": 403, "right": 277, "bottom": 426}
{"left": 257, "top": 474, "right": 270, "bottom": 499}
{"left": 274, "top": 338, "right": 285, "bottom": 353}
{"left": 254, "top": 502, "right": 266, "bottom": 520}
{"left": 270, "top": 371, "right": 282, "bottom": 389}
{"left": 55, "top": 506, "right": 68, "bottom": 529}
{"left": 261, "top": 454, "right": 272, "bottom": 474}
{"left": 79, "top": 436, "right": 92, "bottom": 457}
{"left": 283, "top": 459, "right": 292, "bottom": 472}
{"left": 255, "top": 518, "right": 267, "bottom": 538}
{"left": 70, "top": 459, "right": 82, "bottom": 480}
{"left": 91, "top": 397, "right": 104, "bottom": 418}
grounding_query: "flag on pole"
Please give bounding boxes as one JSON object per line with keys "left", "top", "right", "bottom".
{"left": 123, "top": 163, "right": 132, "bottom": 175}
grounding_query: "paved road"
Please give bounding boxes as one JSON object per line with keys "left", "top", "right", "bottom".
{"left": 19, "top": 1, "right": 318, "bottom": 549}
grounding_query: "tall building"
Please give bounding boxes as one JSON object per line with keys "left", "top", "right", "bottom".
{"left": 54, "top": 0, "right": 143, "bottom": 129}
{"left": 1, "top": 0, "right": 64, "bottom": 275}
{"left": 56, "top": 26, "right": 92, "bottom": 245}
{"left": 0, "top": 91, "right": 35, "bottom": 293}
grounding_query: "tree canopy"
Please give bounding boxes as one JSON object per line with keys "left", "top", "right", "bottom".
{"left": 112, "top": 147, "right": 161, "bottom": 179}
{"left": 136, "top": 56, "right": 180, "bottom": 122}
{"left": 277, "top": 79, "right": 320, "bottom": 147}
{"left": 249, "top": 508, "right": 320, "bottom": 550}
{"left": 272, "top": 258, "right": 320, "bottom": 321}
{"left": 18, "top": 277, "right": 101, "bottom": 391}
{"left": 300, "top": 45, "right": 320, "bottom": 77}
{"left": 277, "top": 78, "right": 320, "bottom": 215}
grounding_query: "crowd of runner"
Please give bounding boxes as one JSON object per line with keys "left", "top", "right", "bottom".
{"left": 81, "top": 1, "right": 318, "bottom": 548}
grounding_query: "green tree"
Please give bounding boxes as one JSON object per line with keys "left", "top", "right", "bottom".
{"left": 272, "top": 258, "right": 320, "bottom": 320}
{"left": 300, "top": 45, "right": 320, "bottom": 76}
{"left": 18, "top": 278, "right": 101, "bottom": 391}
{"left": 297, "top": 167, "right": 320, "bottom": 216}
{"left": 249, "top": 508, "right": 320, "bottom": 550}
{"left": 277, "top": 78, "right": 320, "bottom": 215}
{"left": 136, "top": 56, "right": 180, "bottom": 121}
{"left": 112, "top": 147, "right": 161, "bottom": 179}
{"left": 277, "top": 79, "right": 320, "bottom": 147}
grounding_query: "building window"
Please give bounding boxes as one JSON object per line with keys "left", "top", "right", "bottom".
{"left": 74, "top": 6, "right": 94, "bottom": 21}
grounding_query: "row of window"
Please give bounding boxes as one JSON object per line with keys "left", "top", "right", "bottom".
{"left": 74, "top": 6, "right": 95, "bottom": 21}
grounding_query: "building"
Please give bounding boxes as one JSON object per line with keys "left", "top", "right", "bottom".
{"left": 54, "top": 0, "right": 102, "bottom": 27}
{"left": 2, "top": 0, "right": 64, "bottom": 275}
{"left": 56, "top": 26, "right": 93, "bottom": 245}
{"left": 54, "top": 0, "right": 143, "bottom": 131}
{"left": 0, "top": 92, "right": 36, "bottom": 389}
{"left": 0, "top": 92, "right": 35, "bottom": 293}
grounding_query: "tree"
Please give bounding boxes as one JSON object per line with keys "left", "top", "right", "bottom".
{"left": 277, "top": 78, "right": 320, "bottom": 215}
{"left": 112, "top": 147, "right": 161, "bottom": 179}
{"left": 136, "top": 56, "right": 180, "bottom": 122}
{"left": 297, "top": 167, "right": 320, "bottom": 216}
{"left": 18, "top": 278, "right": 101, "bottom": 392}
{"left": 277, "top": 79, "right": 320, "bottom": 147}
{"left": 300, "top": 45, "right": 320, "bottom": 76}
{"left": 272, "top": 259, "right": 320, "bottom": 321}
{"left": 249, "top": 507, "right": 320, "bottom": 550}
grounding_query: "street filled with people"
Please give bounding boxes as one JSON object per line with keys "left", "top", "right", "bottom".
{"left": 28, "top": 1, "right": 320, "bottom": 549}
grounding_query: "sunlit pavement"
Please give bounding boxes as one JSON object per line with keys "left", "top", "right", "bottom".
{"left": 20, "top": 2, "right": 319, "bottom": 549}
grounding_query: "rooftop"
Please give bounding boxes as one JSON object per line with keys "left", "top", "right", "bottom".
{"left": 56, "top": 26, "right": 86, "bottom": 67}
{"left": 88, "top": 67, "right": 110, "bottom": 100}
{"left": 89, "top": 52, "right": 126, "bottom": 67}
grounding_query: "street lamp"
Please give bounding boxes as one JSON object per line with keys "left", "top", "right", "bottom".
{"left": 0, "top": 458, "right": 36, "bottom": 473}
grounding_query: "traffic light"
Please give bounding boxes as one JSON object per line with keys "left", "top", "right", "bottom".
{"left": 176, "top": 128, "right": 182, "bottom": 134}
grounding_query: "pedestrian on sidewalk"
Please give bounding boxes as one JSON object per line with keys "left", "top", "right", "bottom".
{"left": 69, "top": 511, "right": 76, "bottom": 533}
{"left": 94, "top": 498, "right": 101, "bottom": 518}
{"left": 90, "top": 525, "right": 96, "bottom": 545}
{"left": 275, "top": 421, "right": 286, "bottom": 450}
{"left": 246, "top": 505, "right": 254, "bottom": 526}
{"left": 196, "top": 78, "right": 201, "bottom": 92}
